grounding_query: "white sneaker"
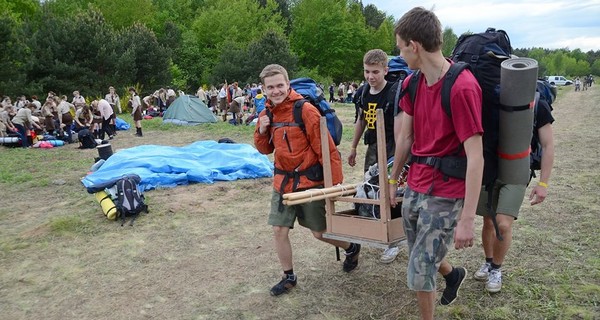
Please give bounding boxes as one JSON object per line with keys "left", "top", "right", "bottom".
{"left": 486, "top": 268, "right": 502, "bottom": 293}
{"left": 473, "top": 262, "right": 491, "bottom": 281}
{"left": 379, "top": 246, "right": 400, "bottom": 264}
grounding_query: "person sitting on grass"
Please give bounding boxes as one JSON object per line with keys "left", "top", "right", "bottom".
{"left": 74, "top": 104, "right": 93, "bottom": 132}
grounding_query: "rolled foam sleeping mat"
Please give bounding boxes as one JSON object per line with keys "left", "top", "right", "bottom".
{"left": 45, "top": 139, "right": 65, "bottom": 147}
{"left": 498, "top": 58, "right": 538, "bottom": 184}
{"left": 94, "top": 190, "right": 118, "bottom": 220}
{"left": 0, "top": 136, "right": 20, "bottom": 144}
{"left": 500, "top": 58, "right": 539, "bottom": 107}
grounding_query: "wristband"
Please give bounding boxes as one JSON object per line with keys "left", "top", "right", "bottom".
{"left": 538, "top": 181, "right": 548, "bottom": 188}
{"left": 388, "top": 179, "right": 398, "bottom": 185}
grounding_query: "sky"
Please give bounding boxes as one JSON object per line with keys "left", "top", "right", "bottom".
{"left": 363, "top": 0, "right": 600, "bottom": 52}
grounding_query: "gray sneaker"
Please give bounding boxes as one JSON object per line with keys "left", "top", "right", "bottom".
{"left": 486, "top": 268, "right": 502, "bottom": 293}
{"left": 473, "top": 262, "right": 491, "bottom": 281}
{"left": 379, "top": 246, "right": 400, "bottom": 264}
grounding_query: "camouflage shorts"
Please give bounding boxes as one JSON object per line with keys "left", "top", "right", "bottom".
{"left": 401, "top": 187, "right": 464, "bottom": 291}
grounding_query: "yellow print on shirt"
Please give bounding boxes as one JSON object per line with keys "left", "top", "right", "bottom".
{"left": 365, "top": 102, "right": 378, "bottom": 129}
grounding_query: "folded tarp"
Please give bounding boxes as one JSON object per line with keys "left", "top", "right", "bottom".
{"left": 116, "top": 117, "right": 130, "bottom": 130}
{"left": 81, "top": 140, "right": 273, "bottom": 193}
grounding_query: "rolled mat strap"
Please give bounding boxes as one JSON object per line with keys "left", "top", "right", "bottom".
{"left": 500, "top": 103, "right": 532, "bottom": 112}
{"left": 498, "top": 147, "right": 531, "bottom": 160}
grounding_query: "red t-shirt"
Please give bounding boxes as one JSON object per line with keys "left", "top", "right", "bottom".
{"left": 400, "top": 67, "right": 483, "bottom": 198}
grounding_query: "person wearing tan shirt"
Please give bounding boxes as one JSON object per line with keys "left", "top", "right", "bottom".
{"left": 11, "top": 103, "right": 42, "bottom": 148}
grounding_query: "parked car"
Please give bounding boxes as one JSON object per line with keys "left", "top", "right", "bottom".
{"left": 546, "top": 76, "right": 573, "bottom": 86}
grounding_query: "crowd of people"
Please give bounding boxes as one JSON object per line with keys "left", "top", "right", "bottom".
{"left": 191, "top": 82, "right": 267, "bottom": 126}
{"left": 574, "top": 74, "right": 594, "bottom": 91}
{"left": 328, "top": 81, "right": 362, "bottom": 104}
{"left": 0, "top": 86, "right": 141, "bottom": 148}
{"left": 0, "top": 80, "right": 280, "bottom": 148}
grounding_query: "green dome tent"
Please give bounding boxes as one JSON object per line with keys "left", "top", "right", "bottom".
{"left": 162, "top": 95, "right": 217, "bottom": 125}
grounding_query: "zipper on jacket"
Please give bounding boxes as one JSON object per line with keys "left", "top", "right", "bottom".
{"left": 283, "top": 129, "right": 292, "bottom": 152}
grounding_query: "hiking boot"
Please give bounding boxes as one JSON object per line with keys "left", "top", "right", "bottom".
{"left": 474, "top": 262, "right": 491, "bottom": 281}
{"left": 486, "top": 268, "right": 502, "bottom": 293}
{"left": 379, "top": 246, "right": 400, "bottom": 264}
{"left": 270, "top": 275, "right": 296, "bottom": 296}
{"left": 440, "top": 267, "right": 466, "bottom": 306}
{"left": 343, "top": 243, "right": 361, "bottom": 272}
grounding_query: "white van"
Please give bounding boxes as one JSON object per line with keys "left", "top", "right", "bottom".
{"left": 546, "top": 76, "right": 573, "bottom": 86}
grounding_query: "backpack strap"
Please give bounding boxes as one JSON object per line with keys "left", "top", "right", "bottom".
{"left": 360, "top": 83, "right": 369, "bottom": 109}
{"left": 361, "top": 80, "right": 409, "bottom": 117}
{"left": 386, "top": 70, "right": 420, "bottom": 116}
{"left": 440, "top": 62, "right": 471, "bottom": 118}
{"left": 266, "top": 99, "right": 307, "bottom": 130}
{"left": 292, "top": 99, "right": 307, "bottom": 133}
{"left": 533, "top": 92, "right": 540, "bottom": 129}
{"left": 392, "top": 80, "right": 404, "bottom": 117}
{"left": 408, "top": 71, "right": 419, "bottom": 104}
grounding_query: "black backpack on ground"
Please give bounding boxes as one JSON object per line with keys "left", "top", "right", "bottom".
{"left": 115, "top": 176, "right": 149, "bottom": 226}
{"left": 78, "top": 129, "right": 97, "bottom": 149}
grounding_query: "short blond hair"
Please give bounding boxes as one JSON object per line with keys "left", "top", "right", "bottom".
{"left": 259, "top": 64, "right": 289, "bottom": 83}
{"left": 363, "top": 49, "right": 388, "bottom": 68}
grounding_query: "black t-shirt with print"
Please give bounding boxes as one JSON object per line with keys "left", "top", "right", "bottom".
{"left": 359, "top": 81, "right": 395, "bottom": 146}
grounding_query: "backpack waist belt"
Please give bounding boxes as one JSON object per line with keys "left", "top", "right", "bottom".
{"left": 274, "top": 163, "right": 324, "bottom": 212}
{"left": 409, "top": 154, "right": 467, "bottom": 180}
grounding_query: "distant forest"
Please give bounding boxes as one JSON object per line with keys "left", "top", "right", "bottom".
{"left": 2, "top": 0, "right": 599, "bottom": 98}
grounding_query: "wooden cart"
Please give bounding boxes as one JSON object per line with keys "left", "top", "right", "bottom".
{"left": 319, "top": 109, "right": 405, "bottom": 249}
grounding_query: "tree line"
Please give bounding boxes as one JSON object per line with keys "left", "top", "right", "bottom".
{"left": 1, "top": 0, "right": 599, "bottom": 98}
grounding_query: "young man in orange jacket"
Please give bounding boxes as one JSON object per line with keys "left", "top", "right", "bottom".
{"left": 254, "top": 64, "right": 361, "bottom": 296}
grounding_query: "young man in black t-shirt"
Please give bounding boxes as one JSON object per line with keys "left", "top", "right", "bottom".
{"left": 348, "top": 49, "right": 396, "bottom": 173}
{"left": 347, "top": 49, "right": 401, "bottom": 263}
{"left": 473, "top": 97, "right": 555, "bottom": 293}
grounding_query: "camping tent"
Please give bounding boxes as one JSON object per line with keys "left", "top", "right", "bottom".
{"left": 162, "top": 95, "right": 217, "bottom": 125}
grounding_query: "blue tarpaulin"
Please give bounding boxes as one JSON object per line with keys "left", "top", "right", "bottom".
{"left": 116, "top": 117, "right": 131, "bottom": 130}
{"left": 81, "top": 140, "right": 273, "bottom": 193}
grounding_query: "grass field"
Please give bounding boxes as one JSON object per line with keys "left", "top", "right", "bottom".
{"left": 0, "top": 86, "right": 599, "bottom": 320}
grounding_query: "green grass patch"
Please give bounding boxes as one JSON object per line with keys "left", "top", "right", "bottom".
{"left": 0, "top": 167, "right": 33, "bottom": 184}
{"left": 0, "top": 238, "right": 31, "bottom": 255}
{"left": 48, "top": 215, "right": 98, "bottom": 236}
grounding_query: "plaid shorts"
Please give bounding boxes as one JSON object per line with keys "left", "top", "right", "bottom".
{"left": 402, "top": 187, "right": 464, "bottom": 291}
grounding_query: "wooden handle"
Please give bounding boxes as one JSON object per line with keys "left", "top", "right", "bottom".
{"left": 282, "top": 189, "right": 357, "bottom": 206}
{"left": 282, "top": 183, "right": 359, "bottom": 201}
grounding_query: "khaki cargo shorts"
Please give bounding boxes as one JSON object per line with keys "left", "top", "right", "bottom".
{"left": 268, "top": 189, "right": 327, "bottom": 232}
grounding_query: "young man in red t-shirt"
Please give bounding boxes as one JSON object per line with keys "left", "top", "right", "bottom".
{"left": 387, "top": 7, "right": 484, "bottom": 320}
